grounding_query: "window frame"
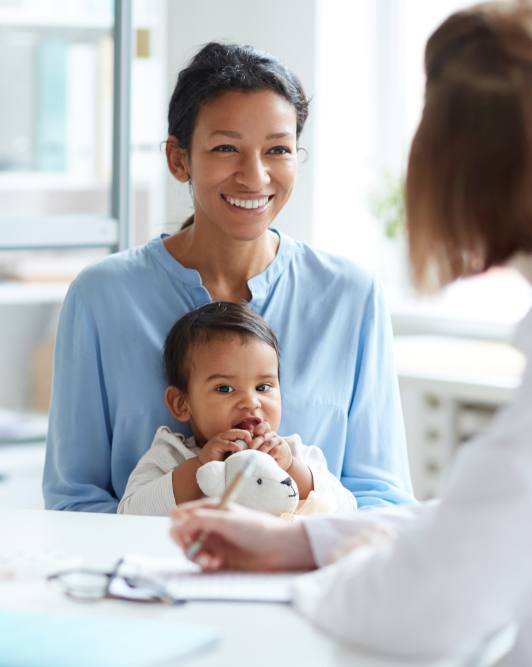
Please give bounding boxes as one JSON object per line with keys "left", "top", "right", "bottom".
{"left": 0, "top": 0, "right": 132, "bottom": 253}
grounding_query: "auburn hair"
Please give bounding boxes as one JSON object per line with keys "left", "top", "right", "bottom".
{"left": 406, "top": 3, "right": 532, "bottom": 291}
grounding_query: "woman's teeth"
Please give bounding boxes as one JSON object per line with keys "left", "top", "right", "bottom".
{"left": 224, "top": 195, "right": 269, "bottom": 209}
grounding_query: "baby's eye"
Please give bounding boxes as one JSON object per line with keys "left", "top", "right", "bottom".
{"left": 256, "top": 478, "right": 263, "bottom": 485}
{"left": 211, "top": 144, "right": 237, "bottom": 153}
{"left": 215, "top": 385, "right": 234, "bottom": 394}
{"left": 256, "top": 383, "right": 273, "bottom": 393}
{"left": 267, "top": 145, "right": 291, "bottom": 155}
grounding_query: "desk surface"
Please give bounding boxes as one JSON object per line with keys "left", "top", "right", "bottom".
{"left": 0, "top": 510, "right": 384, "bottom": 667}
{"left": 0, "top": 510, "right": 511, "bottom": 667}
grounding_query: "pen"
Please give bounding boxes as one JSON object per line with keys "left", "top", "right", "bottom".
{"left": 186, "top": 458, "right": 255, "bottom": 560}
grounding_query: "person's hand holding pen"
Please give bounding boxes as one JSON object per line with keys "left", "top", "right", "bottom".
{"left": 171, "top": 474, "right": 316, "bottom": 572}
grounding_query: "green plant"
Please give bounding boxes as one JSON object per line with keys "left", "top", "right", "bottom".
{"left": 370, "top": 172, "right": 406, "bottom": 240}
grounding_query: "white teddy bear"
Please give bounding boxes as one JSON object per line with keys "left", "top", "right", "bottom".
{"left": 196, "top": 448, "right": 299, "bottom": 516}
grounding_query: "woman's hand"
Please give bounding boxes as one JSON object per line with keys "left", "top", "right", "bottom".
{"left": 250, "top": 422, "right": 293, "bottom": 471}
{"left": 198, "top": 429, "right": 252, "bottom": 464}
{"left": 170, "top": 499, "right": 316, "bottom": 572}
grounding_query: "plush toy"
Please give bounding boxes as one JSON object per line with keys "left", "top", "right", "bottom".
{"left": 196, "top": 448, "right": 299, "bottom": 515}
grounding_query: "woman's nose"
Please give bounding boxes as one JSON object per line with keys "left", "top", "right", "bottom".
{"left": 234, "top": 153, "right": 270, "bottom": 190}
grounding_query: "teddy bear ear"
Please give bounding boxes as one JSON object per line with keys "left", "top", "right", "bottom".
{"left": 196, "top": 461, "right": 226, "bottom": 498}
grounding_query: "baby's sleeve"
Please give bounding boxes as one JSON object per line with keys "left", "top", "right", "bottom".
{"left": 117, "top": 427, "right": 193, "bottom": 516}
{"left": 287, "top": 434, "right": 358, "bottom": 514}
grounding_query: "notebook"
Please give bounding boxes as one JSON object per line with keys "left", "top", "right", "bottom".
{"left": 0, "top": 610, "right": 219, "bottom": 667}
{"left": 163, "top": 570, "right": 297, "bottom": 602}
{"left": 118, "top": 554, "right": 301, "bottom": 603}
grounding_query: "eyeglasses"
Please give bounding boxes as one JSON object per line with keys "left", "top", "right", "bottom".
{"left": 47, "top": 558, "right": 178, "bottom": 604}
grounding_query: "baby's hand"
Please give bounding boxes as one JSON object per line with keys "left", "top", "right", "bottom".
{"left": 198, "top": 430, "right": 252, "bottom": 465}
{"left": 251, "top": 422, "right": 293, "bottom": 471}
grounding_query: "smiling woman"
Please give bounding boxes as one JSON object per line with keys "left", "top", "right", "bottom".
{"left": 43, "top": 42, "right": 414, "bottom": 514}
{"left": 164, "top": 89, "right": 298, "bottom": 277}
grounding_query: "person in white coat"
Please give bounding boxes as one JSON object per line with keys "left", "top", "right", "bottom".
{"left": 170, "top": 3, "right": 532, "bottom": 664}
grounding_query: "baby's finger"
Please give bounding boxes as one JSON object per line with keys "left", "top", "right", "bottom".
{"left": 258, "top": 440, "right": 277, "bottom": 454}
{"left": 220, "top": 441, "right": 245, "bottom": 457}
{"left": 223, "top": 439, "right": 245, "bottom": 449}
{"left": 259, "top": 432, "right": 278, "bottom": 447}
{"left": 222, "top": 429, "right": 253, "bottom": 445}
{"left": 252, "top": 421, "right": 271, "bottom": 437}
{"left": 248, "top": 435, "right": 264, "bottom": 450}
{"left": 268, "top": 444, "right": 284, "bottom": 459}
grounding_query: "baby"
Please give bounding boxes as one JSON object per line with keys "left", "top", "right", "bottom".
{"left": 118, "top": 302, "right": 357, "bottom": 516}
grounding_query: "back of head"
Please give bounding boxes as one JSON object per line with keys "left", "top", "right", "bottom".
{"left": 406, "top": 2, "right": 532, "bottom": 291}
{"left": 168, "top": 42, "right": 309, "bottom": 152}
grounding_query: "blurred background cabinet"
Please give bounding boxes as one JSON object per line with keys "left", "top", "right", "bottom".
{"left": 395, "top": 336, "right": 524, "bottom": 500}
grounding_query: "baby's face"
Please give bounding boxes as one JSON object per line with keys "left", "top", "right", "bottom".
{"left": 185, "top": 336, "right": 281, "bottom": 445}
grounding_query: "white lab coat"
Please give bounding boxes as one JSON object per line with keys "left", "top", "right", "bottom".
{"left": 294, "top": 303, "right": 532, "bottom": 665}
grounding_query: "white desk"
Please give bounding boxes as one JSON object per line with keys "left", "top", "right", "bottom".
{"left": 0, "top": 510, "right": 512, "bottom": 667}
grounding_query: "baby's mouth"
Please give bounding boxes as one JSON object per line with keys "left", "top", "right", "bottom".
{"left": 234, "top": 417, "right": 261, "bottom": 434}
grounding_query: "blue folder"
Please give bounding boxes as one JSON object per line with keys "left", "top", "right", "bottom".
{"left": 0, "top": 610, "right": 219, "bottom": 667}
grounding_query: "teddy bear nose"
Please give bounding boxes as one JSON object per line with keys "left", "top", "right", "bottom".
{"left": 281, "top": 477, "right": 293, "bottom": 487}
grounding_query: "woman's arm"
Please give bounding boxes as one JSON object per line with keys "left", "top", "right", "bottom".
{"left": 171, "top": 421, "right": 531, "bottom": 659}
{"left": 43, "top": 282, "right": 118, "bottom": 512}
{"left": 342, "top": 280, "right": 415, "bottom": 508}
{"left": 170, "top": 496, "right": 426, "bottom": 570}
{"left": 293, "top": 393, "right": 532, "bottom": 660}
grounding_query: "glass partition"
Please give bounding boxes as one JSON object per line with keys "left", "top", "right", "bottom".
{"left": 0, "top": 0, "right": 115, "bottom": 237}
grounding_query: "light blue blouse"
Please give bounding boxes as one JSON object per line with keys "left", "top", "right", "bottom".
{"left": 43, "top": 231, "right": 414, "bottom": 512}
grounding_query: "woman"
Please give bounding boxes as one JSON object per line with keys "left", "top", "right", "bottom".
{"left": 43, "top": 43, "right": 412, "bottom": 512}
{"left": 171, "top": 5, "right": 532, "bottom": 664}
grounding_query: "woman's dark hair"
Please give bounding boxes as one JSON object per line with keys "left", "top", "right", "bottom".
{"left": 406, "top": 3, "right": 532, "bottom": 291}
{"left": 168, "top": 41, "right": 309, "bottom": 153}
{"left": 164, "top": 301, "right": 280, "bottom": 392}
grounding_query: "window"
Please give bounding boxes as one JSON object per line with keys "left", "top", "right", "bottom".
{"left": 314, "top": 0, "right": 532, "bottom": 339}
{"left": 0, "top": 0, "right": 167, "bottom": 441}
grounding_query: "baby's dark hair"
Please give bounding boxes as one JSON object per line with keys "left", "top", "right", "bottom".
{"left": 164, "top": 302, "right": 280, "bottom": 392}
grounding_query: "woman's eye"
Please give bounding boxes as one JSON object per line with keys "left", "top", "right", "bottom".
{"left": 256, "top": 383, "right": 273, "bottom": 393}
{"left": 212, "top": 144, "right": 237, "bottom": 153}
{"left": 268, "top": 145, "right": 291, "bottom": 155}
{"left": 215, "top": 385, "right": 234, "bottom": 394}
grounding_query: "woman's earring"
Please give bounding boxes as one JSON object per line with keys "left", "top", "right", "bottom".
{"left": 297, "top": 146, "right": 309, "bottom": 163}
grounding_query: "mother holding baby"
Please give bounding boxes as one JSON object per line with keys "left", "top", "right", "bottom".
{"left": 43, "top": 42, "right": 413, "bottom": 512}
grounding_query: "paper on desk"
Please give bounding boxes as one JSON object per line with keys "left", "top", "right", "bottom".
{"left": 120, "top": 554, "right": 301, "bottom": 603}
{"left": 0, "top": 610, "right": 218, "bottom": 667}
{"left": 0, "top": 549, "right": 82, "bottom": 581}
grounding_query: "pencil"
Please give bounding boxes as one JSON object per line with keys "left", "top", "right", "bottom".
{"left": 186, "top": 458, "right": 255, "bottom": 560}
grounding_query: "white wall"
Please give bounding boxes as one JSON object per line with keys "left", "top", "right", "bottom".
{"left": 164, "top": 0, "right": 318, "bottom": 244}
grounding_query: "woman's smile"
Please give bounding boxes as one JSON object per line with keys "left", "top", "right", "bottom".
{"left": 221, "top": 194, "right": 274, "bottom": 214}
